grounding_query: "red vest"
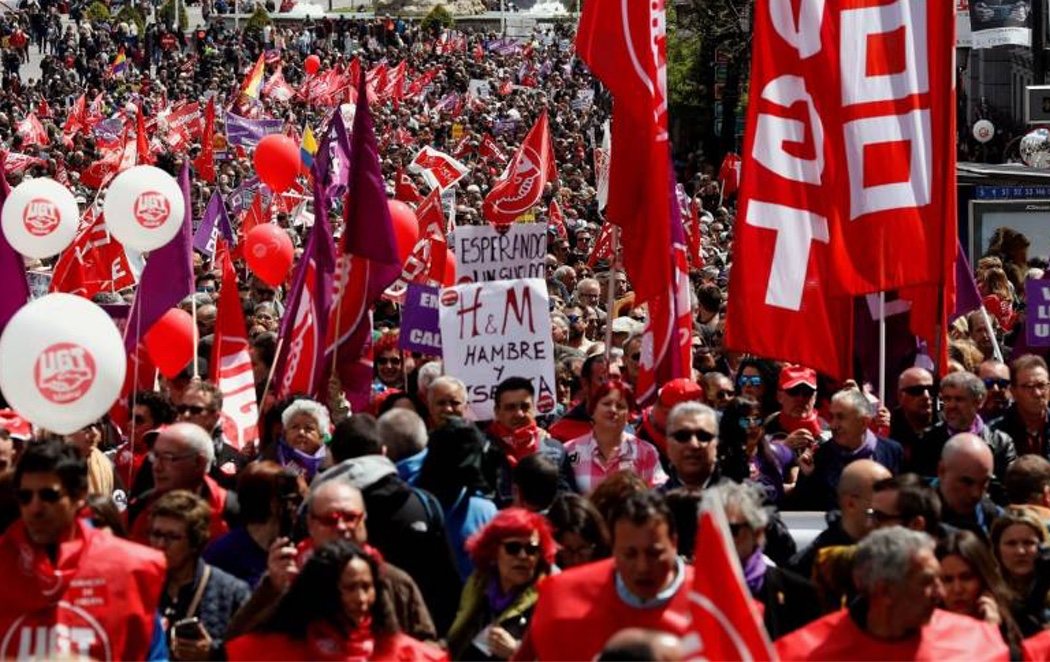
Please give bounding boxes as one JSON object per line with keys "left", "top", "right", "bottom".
{"left": 227, "top": 627, "right": 447, "bottom": 661}
{"left": 520, "top": 559, "right": 694, "bottom": 661}
{"left": 0, "top": 519, "right": 166, "bottom": 660}
{"left": 774, "top": 608, "right": 1008, "bottom": 661}
{"left": 1024, "top": 629, "right": 1050, "bottom": 661}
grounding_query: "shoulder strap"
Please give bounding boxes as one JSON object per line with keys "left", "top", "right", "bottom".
{"left": 186, "top": 565, "right": 211, "bottom": 619}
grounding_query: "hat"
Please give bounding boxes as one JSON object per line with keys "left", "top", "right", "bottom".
{"left": 0, "top": 409, "right": 31, "bottom": 440}
{"left": 658, "top": 378, "right": 704, "bottom": 408}
{"left": 611, "top": 316, "right": 642, "bottom": 336}
{"left": 779, "top": 365, "right": 817, "bottom": 390}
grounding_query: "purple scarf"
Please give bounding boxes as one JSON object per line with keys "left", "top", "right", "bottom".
{"left": 743, "top": 547, "right": 767, "bottom": 595}
{"left": 276, "top": 438, "right": 326, "bottom": 480}
{"left": 485, "top": 575, "right": 521, "bottom": 615}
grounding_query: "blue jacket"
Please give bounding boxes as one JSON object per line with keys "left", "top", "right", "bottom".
{"left": 793, "top": 435, "right": 903, "bottom": 511}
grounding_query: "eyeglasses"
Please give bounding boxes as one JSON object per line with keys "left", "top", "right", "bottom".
{"left": 900, "top": 384, "right": 936, "bottom": 397}
{"left": 738, "top": 375, "right": 762, "bottom": 388}
{"left": 784, "top": 385, "right": 816, "bottom": 398}
{"left": 176, "top": 404, "right": 209, "bottom": 416}
{"left": 310, "top": 509, "right": 363, "bottom": 528}
{"left": 865, "top": 508, "right": 902, "bottom": 525}
{"left": 148, "top": 450, "right": 199, "bottom": 465}
{"left": 738, "top": 416, "right": 763, "bottom": 429}
{"left": 502, "top": 541, "right": 541, "bottom": 557}
{"left": 983, "top": 378, "right": 1011, "bottom": 391}
{"left": 376, "top": 356, "right": 401, "bottom": 367}
{"left": 16, "top": 487, "right": 64, "bottom": 506}
{"left": 567, "top": 314, "right": 581, "bottom": 324}
{"left": 148, "top": 529, "right": 186, "bottom": 544}
{"left": 670, "top": 428, "right": 717, "bottom": 444}
{"left": 1019, "top": 382, "right": 1050, "bottom": 393}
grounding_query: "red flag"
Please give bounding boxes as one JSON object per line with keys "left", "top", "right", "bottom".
{"left": 36, "top": 98, "right": 51, "bottom": 119}
{"left": 240, "top": 193, "right": 268, "bottom": 237}
{"left": 17, "top": 113, "right": 49, "bottom": 147}
{"left": 51, "top": 206, "right": 136, "bottom": 298}
{"left": 548, "top": 199, "right": 567, "bottom": 241}
{"left": 452, "top": 134, "right": 473, "bottom": 159}
{"left": 394, "top": 167, "right": 423, "bottom": 204}
{"left": 587, "top": 223, "right": 615, "bottom": 268}
{"left": 722, "top": 0, "right": 955, "bottom": 379}
{"left": 62, "top": 94, "right": 87, "bottom": 135}
{"left": 193, "top": 98, "right": 216, "bottom": 183}
{"left": 479, "top": 133, "right": 507, "bottom": 163}
{"left": 210, "top": 249, "right": 259, "bottom": 450}
{"left": 483, "top": 110, "right": 557, "bottom": 228}
{"left": 473, "top": 42, "right": 484, "bottom": 62}
{"left": 409, "top": 146, "right": 470, "bottom": 191}
{"left": 682, "top": 493, "right": 775, "bottom": 661}
{"left": 684, "top": 195, "right": 705, "bottom": 270}
{"left": 718, "top": 152, "right": 741, "bottom": 198}
{"left": 135, "top": 106, "right": 154, "bottom": 166}
{"left": 577, "top": 0, "right": 671, "bottom": 307}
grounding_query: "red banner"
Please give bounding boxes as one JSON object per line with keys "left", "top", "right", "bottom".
{"left": 725, "top": 0, "right": 956, "bottom": 378}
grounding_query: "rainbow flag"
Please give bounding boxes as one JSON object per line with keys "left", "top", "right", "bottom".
{"left": 110, "top": 49, "right": 127, "bottom": 77}
{"left": 300, "top": 125, "right": 318, "bottom": 168}
{"left": 240, "top": 54, "right": 266, "bottom": 101}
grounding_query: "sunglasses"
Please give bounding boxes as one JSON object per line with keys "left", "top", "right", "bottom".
{"left": 629, "top": 353, "right": 641, "bottom": 362}
{"left": 177, "top": 404, "right": 208, "bottom": 416}
{"left": 865, "top": 508, "right": 902, "bottom": 525}
{"left": 567, "top": 314, "right": 581, "bottom": 324}
{"left": 502, "top": 541, "right": 541, "bottom": 557}
{"left": 311, "top": 509, "right": 364, "bottom": 528}
{"left": 738, "top": 375, "right": 762, "bottom": 388}
{"left": 983, "top": 378, "right": 1010, "bottom": 391}
{"left": 738, "top": 416, "right": 763, "bottom": 429}
{"left": 784, "top": 385, "right": 816, "bottom": 398}
{"left": 16, "top": 487, "right": 64, "bottom": 506}
{"left": 716, "top": 390, "right": 735, "bottom": 400}
{"left": 670, "top": 428, "right": 717, "bottom": 444}
{"left": 728, "top": 522, "right": 749, "bottom": 536}
{"left": 376, "top": 357, "right": 401, "bottom": 367}
{"left": 900, "top": 384, "right": 936, "bottom": 397}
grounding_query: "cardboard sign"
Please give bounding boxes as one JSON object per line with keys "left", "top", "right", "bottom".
{"left": 438, "top": 278, "right": 556, "bottom": 420}
{"left": 468, "top": 79, "right": 492, "bottom": 98}
{"left": 399, "top": 284, "right": 443, "bottom": 356}
{"left": 450, "top": 223, "right": 547, "bottom": 284}
{"left": 1026, "top": 279, "right": 1050, "bottom": 347}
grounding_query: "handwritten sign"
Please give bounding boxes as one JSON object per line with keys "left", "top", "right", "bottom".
{"left": 450, "top": 224, "right": 546, "bottom": 284}
{"left": 438, "top": 278, "right": 556, "bottom": 420}
{"left": 399, "top": 284, "right": 442, "bottom": 356}
{"left": 1026, "top": 279, "right": 1050, "bottom": 347}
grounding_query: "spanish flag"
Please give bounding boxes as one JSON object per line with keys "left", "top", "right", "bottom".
{"left": 110, "top": 48, "right": 127, "bottom": 77}
{"left": 300, "top": 124, "right": 318, "bottom": 168}
{"left": 240, "top": 53, "right": 266, "bottom": 101}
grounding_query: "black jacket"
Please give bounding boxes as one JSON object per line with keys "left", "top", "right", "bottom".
{"left": 915, "top": 422, "right": 1016, "bottom": 503}
{"left": 992, "top": 404, "right": 1050, "bottom": 458}
{"left": 482, "top": 430, "right": 578, "bottom": 508}
{"left": 787, "top": 513, "right": 855, "bottom": 581}
{"left": 757, "top": 566, "right": 821, "bottom": 640}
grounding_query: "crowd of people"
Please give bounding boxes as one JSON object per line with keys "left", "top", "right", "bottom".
{"left": 3, "top": 0, "right": 1050, "bottom": 660}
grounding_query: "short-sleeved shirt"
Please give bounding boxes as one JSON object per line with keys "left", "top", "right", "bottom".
{"left": 564, "top": 432, "right": 668, "bottom": 493}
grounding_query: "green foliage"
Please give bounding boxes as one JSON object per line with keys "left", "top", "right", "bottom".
{"left": 116, "top": 5, "right": 145, "bottom": 36}
{"left": 667, "top": 3, "right": 703, "bottom": 109}
{"left": 85, "top": 1, "right": 110, "bottom": 22}
{"left": 420, "top": 4, "right": 453, "bottom": 32}
{"left": 158, "top": 0, "right": 189, "bottom": 31}
{"left": 244, "top": 3, "right": 271, "bottom": 37}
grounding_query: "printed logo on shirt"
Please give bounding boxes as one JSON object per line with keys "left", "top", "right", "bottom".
{"left": 34, "top": 343, "right": 96, "bottom": 404}
{"left": 132, "top": 191, "right": 170, "bottom": 229}
{"left": 0, "top": 602, "right": 113, "bottom": 661}
{"left": 22, "top": 198, "right": 61, "bottom": 237}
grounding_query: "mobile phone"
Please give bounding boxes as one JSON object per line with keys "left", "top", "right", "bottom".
{"left": 172, "top": 617, "right": 207, "bottom": 641}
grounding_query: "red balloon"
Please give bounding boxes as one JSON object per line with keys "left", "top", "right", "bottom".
{"left": 254, "top": 134, "right": 301, "bottom": 194}
{"left": 304, "top": 54, "right": 321, "bottom": 75}
{"left": 144, "top": 309, "right": 197, "bottom": 379}
{"left": 388, "top": 200, "right": 420, "bottom": 264}
{"left": 245, "top": 224, "right": 294, "bottom": 287}
{"left": 442, "top": 247, "right": 457, "bottom": 286}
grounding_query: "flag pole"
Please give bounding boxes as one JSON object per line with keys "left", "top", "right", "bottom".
{"left": 191, "top": 291, "right": 200, "bottom": 379}
{"left": 260, "top": 336, "right": 285, "bottom": 410}
{"left": 980, "top": 306, "right": 1004, "bottom": 362}
{"left": 604, "top": 225, "right": 619, "bottom": 361}
{"left": 878, "top": 291, "right": 886, "bottom": 405}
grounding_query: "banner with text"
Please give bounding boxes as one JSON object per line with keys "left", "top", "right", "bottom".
{"left": 1026, "top": 279, "right": 1050, "bottom": 347}
{"left": 969, "top": 0, "right": 1030, "bottom": 48}
{"left": 438, "top": 278, "right": 556, "bottom": 420}
{"left": 399, "top": 284, "right": 443, "bottom": 355}
{"left": 451, "top": 223, "right": 546, "bottom": 284}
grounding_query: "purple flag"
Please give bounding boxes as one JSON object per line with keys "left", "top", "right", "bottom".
{"left": 124, "top": 163, "right": 194, "bottom": 352}
{"left": 192, "top": 191, "right": 235, "bottom": 257}
{"left": 271, "top": 163, "right": 336, "bottom": 400}
{"left": 0, "top": 176, "right": 29, "bottom": 336}
{"left": 224, "top": 111, "right": 284, "bottom": 149}
{"left": 952, "top": 241, "right": 983, "bottom": 321}
{"left": 314, "top": 110, "right": 351, "bottom": 199}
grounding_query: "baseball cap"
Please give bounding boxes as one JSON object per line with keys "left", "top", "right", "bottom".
{"left": 0, "top": 409, "right": 31, "bottom": 440}
{"left": 611, "top": 317, "right": 642, "bottom": 335}
{"left": 779, "top": 365, "right": 817, "bottom": 391}
{"left": 658, "top": 378, "right": 704, "bottom": 408}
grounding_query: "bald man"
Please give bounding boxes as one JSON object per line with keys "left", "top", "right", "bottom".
{"left": 789, "top": 459, "right": 892, "bottom": 579}
{"left": 890, "top": 367, "right": 936, "bottom": 470}
{"left": 937, "top": 433, "right": 1002, "bottom": 540}
{"left": 599, "top": 628, "right": 684, "bottom": 661}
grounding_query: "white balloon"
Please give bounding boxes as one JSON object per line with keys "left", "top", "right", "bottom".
{"left": 0, "top": 294, "right": 126, "bottom": 434}
{"left": 104, "top": 165, "right": 185, "bottom": 252}
{"left": 973, "top": 119, "right": 995, "bottom": 144}
{"left": 1, "top": 178, "right": 79, "bottom": 258}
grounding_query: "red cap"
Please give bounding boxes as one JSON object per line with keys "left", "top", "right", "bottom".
{"left": 779, "top": 365, "right": 817, "bottom": 390}
{"left": 0, "top": 409, "right": 31, "bottom": 440}
{"left": 658, "top": 378, "right": 704, "bottom": 408}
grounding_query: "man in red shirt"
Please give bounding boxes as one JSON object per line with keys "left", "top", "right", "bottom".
{"left": 515, "top": 491, "right": 693, "bottom": 660}
{"left": 775, "top": 527, "right": 1009, "bottom": 660}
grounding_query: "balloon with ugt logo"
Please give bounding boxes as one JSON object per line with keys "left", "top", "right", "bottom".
{"left": 0, "top": 294, "right": 126, "bottom": 434}
{"left": 1, "top": 177, "right": 80, "bottom": 259}
{"left": 104, "top": 165, "right": 185, "bottom": 252}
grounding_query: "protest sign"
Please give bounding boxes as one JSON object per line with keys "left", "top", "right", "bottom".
{"left": 438, "top": 278, "right": 556, "bottom": 420}
{"left": 399, "top": 284, "right": 442, "bottom": 355}
{"left": 468, "top": 79, "right": 492, "bottom": 98}
{"left": 1026, "top": 279, "right": 1050, "bottom": 347}
{"left": 450, "top": 223, "right": 546, "bottom": 283}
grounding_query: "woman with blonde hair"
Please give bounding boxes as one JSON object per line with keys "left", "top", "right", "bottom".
{"left": 991, "top": 509, "right": 1050, "bottom": 636}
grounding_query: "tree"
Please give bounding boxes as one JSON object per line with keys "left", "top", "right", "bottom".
{"left": 116, "top": 5, "right": 146, "bottom": 36}
{"left": 667, "top": 3, "right": 703, "bottom": 109}
{"left": 244, "top": 3, "right": 272, "bottom": 38}
{"left": 420, "top": 4, "right": 453, "bottom": 33}
{"left": 158, "top": 0, "right": 189, "bottom": 31}
{"left": 85, "top": 1, "right": 110, "bottom": 22}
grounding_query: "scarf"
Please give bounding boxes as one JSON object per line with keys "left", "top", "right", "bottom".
{"left": 276, "top": 438, "right": 327, "bottom": 481}
{"left": 485, "top": 574, "right": 523, "bottom": 615}
{"left": 777, "top": 410, "right": 823, "bottom": 437}
{"left": 742, "top": 547, "right": 767, "bottom": 595}
{"left": 487, "top": 421, "right": 541, "bottom": 467}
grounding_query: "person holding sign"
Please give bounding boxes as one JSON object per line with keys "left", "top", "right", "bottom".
{"left": 564, "top": 380, "right": 668, "bottom": 494}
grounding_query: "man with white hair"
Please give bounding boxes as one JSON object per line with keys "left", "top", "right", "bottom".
{"left": 776, "top": 527, "right": 1008, "bottom": 658}
{"left": 378, "top": 408, "right": 429, "bottom": 485}
{"left": 127, "top": 422, "right": 239, "bottom": 545}
{"left": 794, "top": 389, "right": 903, "bottom": 510}
{"left": 426, "top": 375, "right": 468, "bottom": 429}
{"left": 660, "top": 401, "right": 727, "bottom": 492}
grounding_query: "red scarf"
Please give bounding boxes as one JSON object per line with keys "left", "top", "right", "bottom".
{"left": 488, "top": 421, "right": 542, "bottom": 467}
{"left": 777, "top": 410, "right": 824, "bottom": 437}
{"left": 10, "top": 518, "right": 90, "bottom": 604}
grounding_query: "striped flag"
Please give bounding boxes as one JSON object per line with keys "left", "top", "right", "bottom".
{"left": 210, "top": 249, "right": 259, "bottom": 450}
